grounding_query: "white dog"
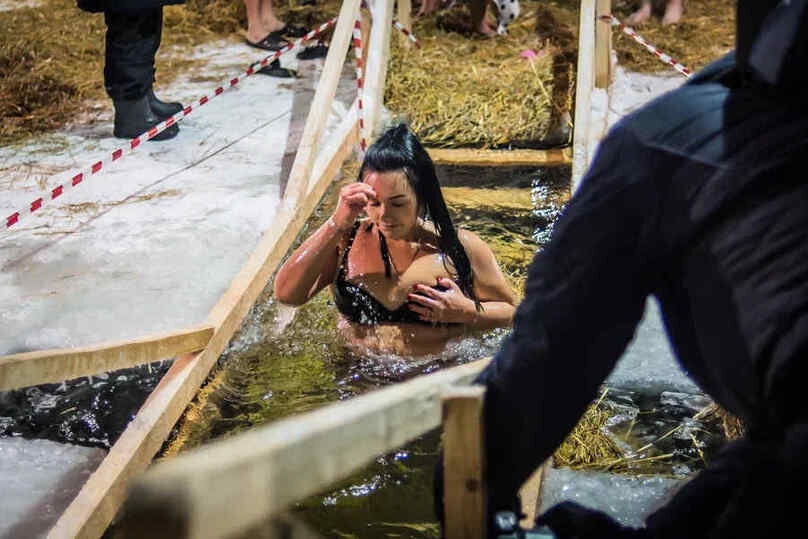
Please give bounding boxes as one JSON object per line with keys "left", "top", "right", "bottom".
{"left": 493, "top": 0, "right": 520, "bottom": 35}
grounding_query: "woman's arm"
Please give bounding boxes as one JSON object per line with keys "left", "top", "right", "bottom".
{"left": 274, "top": 182, "right": 376, "bottom": 305}
{"left": 460, "top": 229, "right": 517, "bottom": 330}
{"left": 407, "top": 229, "right": 516, "bottom": 329}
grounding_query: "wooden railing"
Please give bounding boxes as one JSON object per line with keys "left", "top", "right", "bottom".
{"left": 2, "top": 0, "right": 609, "bottom": 536}
{"left": 572, "top": 0, "right": 612, "bottom": 192}
{"left": 123, "top": 359, "right": 490, "bottom": 538}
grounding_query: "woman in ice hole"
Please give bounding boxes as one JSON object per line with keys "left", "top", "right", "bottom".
{"left": 274, "top": 124, "right": 516, "bottom": 355}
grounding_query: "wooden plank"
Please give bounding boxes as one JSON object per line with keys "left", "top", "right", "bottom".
{"left": 572, "top": 0, "right": 596, "bottom": 193}
{"left": 397, "top": 0, "right": 412, "bottom": 47}
{"left": 442, "top": 386, "right": 487, "bottom": 539}
{"left": 123, "top": 359, "right": 490, "bottom": 539}
{"left": 426, "top": 147, "right": 572, "bottom": 167}
{"left": 361, "top": 9, "right": 372, "bottom": 83}
{"left": 362, "top": 0, "right": 394, "bottom": 140}
{"left": 283, "top": 0, "right": 361, "bottom": 206}
{"left": 48, "top": 109, "right": 361, "bottom": 539}
{"left": 0, "top": 327, "right": 213, "bottom": 391}
{"left": 518, "top": 459, "right": 550, "bottom": 528}
{"left": 595, "top": 0, "right": 612, "bottom": 88}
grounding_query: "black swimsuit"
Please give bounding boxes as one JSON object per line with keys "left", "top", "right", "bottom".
{"left": 333, "top": 223, "right": 444, "bottom": 326}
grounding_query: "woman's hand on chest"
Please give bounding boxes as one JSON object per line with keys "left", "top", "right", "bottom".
{"left": 406, "top": 277, "right": 477, "bottom": 324}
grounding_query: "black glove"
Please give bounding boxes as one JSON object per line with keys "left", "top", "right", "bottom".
{"left": 536, "top": 501, "right": 648, "bottom": 539}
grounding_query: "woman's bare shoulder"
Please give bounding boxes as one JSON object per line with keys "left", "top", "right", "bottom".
{"left": 457, "top": 227, "right": 489, "bottom": 254}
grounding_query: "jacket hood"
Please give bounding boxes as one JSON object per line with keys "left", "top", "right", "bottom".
{"left": 737, "top": 0, "right": 808, "bottom": 91}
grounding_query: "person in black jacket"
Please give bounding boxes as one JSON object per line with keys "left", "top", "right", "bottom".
{"left": 436, "top": 1, "right": 808, "bottom": 537}
{"left": 77, "top": 0, "right": 185, "bottom": 141}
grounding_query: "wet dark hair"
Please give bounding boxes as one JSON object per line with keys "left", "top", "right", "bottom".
{"left": 358, "top": 123, "right": 480, "bottom": 307}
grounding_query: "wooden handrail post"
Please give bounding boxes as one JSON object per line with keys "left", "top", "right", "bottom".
{"left": 571, "top": 0, "right": 597, "bottom": 193}
{"left": 442, "top": 385, "right": 487, "bottom": 539}
{"left": 363, "top": 0, "right": 395, "bottom": 141}
{"left": 283, "top": 0, "right": 361, "bottom": 206}
{"left": 397, "top": 0, "right": 412, "bottom": 47}
{"left": 595, "top": 0, "right": 612, "bottom": 88}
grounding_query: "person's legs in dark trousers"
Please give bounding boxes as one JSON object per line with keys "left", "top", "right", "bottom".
{"left": 104, "top": 8, "right": 180, "bottom": 140}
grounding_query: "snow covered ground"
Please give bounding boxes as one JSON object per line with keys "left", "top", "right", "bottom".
{"left": 0, "top": 38, "right": 355, "bottom": 356}
{"left": 0, "top": 35, "right": 357, "bottom": 535}
{"left": 0, "top": 437, "right": 106, "bottom": 538}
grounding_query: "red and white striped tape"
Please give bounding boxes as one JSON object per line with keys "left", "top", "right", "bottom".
{"left": 601, "top": 14, "right": 692, "bottom": 78}
{"left": 392, "top": 19, "right": 421, "bottom": 48}
{"left": 4, "top": 18, "right": 337, "bottom": 232}
{"left": 352, "top": 18, "right": 367, "bottom": 152}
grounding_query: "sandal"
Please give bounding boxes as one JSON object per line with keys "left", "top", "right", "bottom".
{"left": 245, "top": 32, "right": 289, "bottom": 51}
{"left": 297, "top": 42, "right": 329, "bottom": 60}
{"left": 252, "top": 59, "right": 296, "bottom": 78}
{"left": 272, "top": 24, "right": 309, "bottom": 38}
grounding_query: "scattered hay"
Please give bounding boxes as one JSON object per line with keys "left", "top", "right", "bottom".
{"left": 694, "top": 402, "right": 745, "bottom": 441}
{"left": 612, "top": 0, "right": 735, "bottom": 74}
{"left": 0, "top": 1, "right": 104, "bottom": 145}
{"left": 385, "top": 1, "right": 569, "bottom": 148}
{"left": 553, "top": 390, "right": 625, "bottom": 470}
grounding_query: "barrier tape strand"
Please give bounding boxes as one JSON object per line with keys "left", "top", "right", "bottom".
{"left": 392, "top": 20, "right": 421, "bottom": 48}
{"left": 4, "top": 18, "right": 337, "bottom": 232}
{"left": 352, "top": 19, "right": 367, "bottom": 152}
{"left": 601, "top": 14, "right": 692, "bottom": 78}
{"left": 5, "top": 15, "right": 421, "bottom": 232}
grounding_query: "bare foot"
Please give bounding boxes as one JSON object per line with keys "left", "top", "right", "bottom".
{"left": 626, "top": 1, "right": 651, "bottom": 25}
{"left": 476, "top": 18, "right": 496, "bottom": 36}
{"left": 246, "top": 22, "right": 271, "bottom": 43}
{"left": 662, "top": 0, "right": 684, "bottom": 25}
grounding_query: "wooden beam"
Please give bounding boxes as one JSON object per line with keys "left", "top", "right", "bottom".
{"left": 48, "top": 109, "right": 361, "bottom": 539}
{"left": 283, "top": 0, "right": 361, "bottom": 206}
{"left": 361, "top": 9, "right": 372, "bottom": 75}
{"left": 518, "top": 459, "right": 550, "bottom": 528}
{"left": 595, "top": 0, "right": 612, "bottom": 89}
{"left": 362, "top": 0, "right": 394, "bottom": 140}
{"left": 123, "top": 359, "right": 490, "bottom": 539}
{"left": 397, "top": 0, "right": 412, "bottom": 47}
{"left": 442, "top": 386, "right": 487, "bottom": 539}
{"left": 427, "top": 147, "right": 572, "bottom": 167}
{"left": 0, "top": 327, "right": 213, "bottom": 391}
{"left": 572, "top": 0, "right": 597, "bottom": 193}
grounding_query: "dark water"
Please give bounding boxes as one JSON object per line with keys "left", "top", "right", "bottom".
{"left": 0, "top": 361, "right": 171, "bottom": 449}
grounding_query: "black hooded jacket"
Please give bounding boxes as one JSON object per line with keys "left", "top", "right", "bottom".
{"left": 475, "top": 0, "right": 808, "bottom": 520}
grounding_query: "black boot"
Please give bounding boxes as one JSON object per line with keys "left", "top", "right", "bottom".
{"left": 113, "top": 95, "right": 178, "bottom": 141}
{"left": 147, "top": 88, "right": 183, "bottom": 119}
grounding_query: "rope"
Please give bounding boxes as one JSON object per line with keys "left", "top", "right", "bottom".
{"left": 352, "top": 18, "right": 367, "bottom": 152}
{"left": 392, "top": 19, "right": 421, "bottom": 48}
{"left": 5, "top": 15, "right": 423, "bottom": 233}
{"left": 3, "top": 19, "right": 338, "bottom": 233}
{"left": 601, "top": 14, "right": 692, "bottom": 78}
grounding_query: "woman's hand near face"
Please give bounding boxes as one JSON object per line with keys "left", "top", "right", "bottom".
{"left": 332, "top": 182, "right": 377, "bottom": 231}
{"left": 407, "top": 277, "right": 477, "bottom": 324}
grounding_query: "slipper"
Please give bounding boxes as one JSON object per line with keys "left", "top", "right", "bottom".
{"left": 253, "top": 59, "right": 296, "bottom": 78}
{"left": 271, "top": 24, "right": 309, "bottom": 38}
{"left": 297, "top": 42, "right": 329, "bottom": 60}
{"left": 245, "top": 32, "right": 289, "bottom": 51}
